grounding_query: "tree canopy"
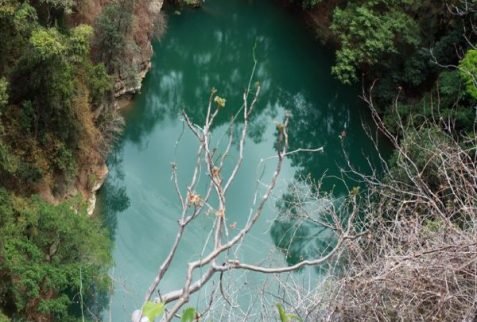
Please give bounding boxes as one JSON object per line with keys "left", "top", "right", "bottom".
{"left": 331, "top": 0, "right": 420, "bottom": 84}
{"left": 0, "top": 189, "right": 111, "bottom": 321}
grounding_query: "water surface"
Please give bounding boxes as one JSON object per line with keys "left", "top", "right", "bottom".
{"left": 100, "top": 1, "right": 381, "bottom": 320}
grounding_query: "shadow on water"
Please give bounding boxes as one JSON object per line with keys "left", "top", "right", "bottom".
{"left": 98, "top": 141, "right": 131, "bottom": 241}
{"left": 270, "top": 107, "right": 390, "bottom": 271}
{"left": 270, "top": 179, "right": 345, "bottom": 274}
{"left": 269, "top": 91, "right": 389, "bottom": 270}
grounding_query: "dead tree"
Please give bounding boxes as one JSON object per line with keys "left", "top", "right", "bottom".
{"left": 319, "top": 81, "right": 477, "bottom": 321}
{"left": 131, "top": 65, "right": 360, "bottom": 321}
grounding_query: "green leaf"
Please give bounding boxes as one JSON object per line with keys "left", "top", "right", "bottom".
{"left": 459, "top": 49, "right": 477, "bottom": 100}
{"left": 142, "top": 301, "right": 165, "bottom": 321}
{"left": 277, "top": 304, "right": 288, "bottom": 322}
{"left": 276, "top": 304, "right": 302, "bottom": 322}
{"left": 181, "top": 307, "right": 196, "bottom": 322}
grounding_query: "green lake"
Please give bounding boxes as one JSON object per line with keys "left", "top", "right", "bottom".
{"left": 100, "top": 1, "right": 382, "bottom": 320}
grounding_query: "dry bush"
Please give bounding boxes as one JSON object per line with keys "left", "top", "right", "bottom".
{"left": 323, "top": 94, "right": 477, "bottom": 321}
{"left": 69, "top": 0, "right": 112, "bottom": 26}
{"left": 133, "top": 0, "right": 166, "bottom": 63}
{"left": 133, "top": 0, "right": 156, "bottom": 48}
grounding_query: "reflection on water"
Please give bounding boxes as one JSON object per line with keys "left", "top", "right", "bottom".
{"left": 271, "top": 179, "right": 344, "bottom": 273}
{"left": 100, "top": 0, "right": 385, "bottom": 320}
{"left": 99, "top": 144, "right": 130, "bottom": 241}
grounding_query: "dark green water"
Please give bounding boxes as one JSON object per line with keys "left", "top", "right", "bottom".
{"left": 100, "top": 1, "right": 382, "bottom": 320}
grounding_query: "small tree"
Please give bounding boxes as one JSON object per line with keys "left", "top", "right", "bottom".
{"left": 331, "top": 0, "right": 420, "bottom": 84}
{"left": 94, "top": 1, "right": 134, "bottom": 74}
{"left": 0, "top": 190, "right": 111, "bottom": 321}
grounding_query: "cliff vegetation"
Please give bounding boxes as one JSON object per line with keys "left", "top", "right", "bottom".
{"left": 0, "top": 0, "right": 163, "bottom": 320}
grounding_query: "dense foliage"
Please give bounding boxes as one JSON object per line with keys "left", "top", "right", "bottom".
{"left": 0, "top": 0, "right": 125, "bottom": 320}
{"left": 0, "top": 190, "right": 111, "bottom": 321}
{"left": 0, "top": 0, "right": 113, "bottom": 194}
{"left": 287, "top": 0, "right": 476, "bottom": 163}
{"left": 302, "top": 0, "right": 476, "bottom": 136}
{"left": 331, "top": 0, "right": 420, "bottom": 84}
{"left": 0, "top": 0, "right": 163, "bottom": 318}
{"left": 459, "top": 48, "right": 477, "bottom": 100}
{"left": 93, "top": 1, "right": 134, "bottom": 74}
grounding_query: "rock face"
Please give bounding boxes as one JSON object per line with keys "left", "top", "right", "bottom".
{"left": 114, "top": 59, "right": 152, "bottom": 98}
{"left": 92, "top": 0, "right": 164, "bottom": 213}
{"left": 114, "top": 0, "right": 165, "bottom": 98}
{"left": 67, "top": 0, "right": 165, "bottom": 215}
{"left": 87, "top": 163, "right": 109, "bottom": 215}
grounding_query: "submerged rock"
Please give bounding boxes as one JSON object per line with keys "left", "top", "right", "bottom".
{"left": 183, "top": 0, "right": 202, "bottom": 8}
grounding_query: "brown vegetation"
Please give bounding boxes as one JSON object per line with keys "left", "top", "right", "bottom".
{"left": 322, "top": 90, "right": 477, "bottom": 321}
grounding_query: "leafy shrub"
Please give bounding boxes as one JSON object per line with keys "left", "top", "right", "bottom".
{"left": 0, "top": 190, "right": 111, "bottom": 321}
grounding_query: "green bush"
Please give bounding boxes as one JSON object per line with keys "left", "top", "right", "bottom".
{"left": 0, "top": 190, "right": 111, "bottom": 320}
{"left": 0, "top": 311, "right": 9, "bottom": 322}
{"left": 0, "top": 78, "right": 7, "bottom": 109}
{"left": 331, "top": 0, "right": 420, "bottom": 84}
{"left": 459, "top": 49, "right": 477, "bottom": 100}
{"left": 94, "top": 1, "right": 133, "bottom": 73}
{"left": 87, "top": 63, "right": 112, "bottom": 104}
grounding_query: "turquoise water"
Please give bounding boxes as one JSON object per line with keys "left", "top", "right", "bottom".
{"left": 100, "top": 1, "right": 382, "bottom": 320}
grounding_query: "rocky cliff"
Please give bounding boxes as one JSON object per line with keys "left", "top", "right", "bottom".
{"left": 113, "top": 0, "right": 165, "bottom": 97}
{"left": 68, "top": 0, "right": 165, "bottom": 214}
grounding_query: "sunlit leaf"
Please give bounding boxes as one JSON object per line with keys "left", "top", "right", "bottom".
{"left": 214, "top": 96, "right": 226, "bottom": 108}
{"left": 276, "top": 303, "right": 302, "bottom": 322}
{"left": 142, "top": 301, "right": 165, "bottom": 321}
{"left": 277, "top": 303, "right": 288, "bottom": 322}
